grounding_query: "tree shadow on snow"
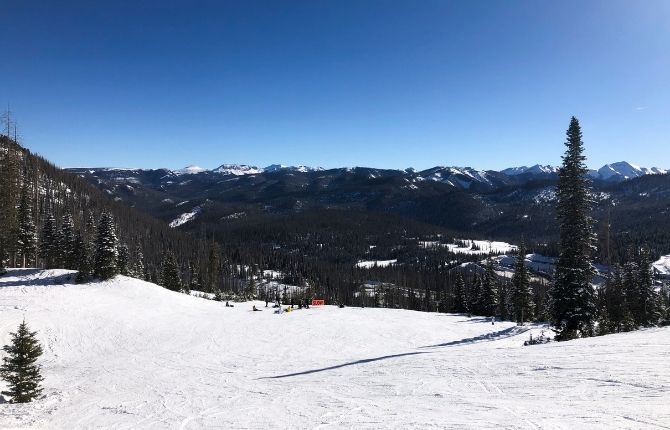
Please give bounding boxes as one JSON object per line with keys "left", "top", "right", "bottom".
{"left": 420, "top": 326, "right": 528, "bottom": 349}
{"left": 260, "top": 326, "right": 531, "bottom": 379}
{"left": 259, "top": 351, "right": 430, "bottom": 379}
{"left": 0, "top": 269, "right": 76, "bottom": 288}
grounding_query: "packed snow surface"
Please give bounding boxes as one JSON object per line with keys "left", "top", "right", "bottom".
{"left": 1, "top": 269, "right": 669, "bottom": 429}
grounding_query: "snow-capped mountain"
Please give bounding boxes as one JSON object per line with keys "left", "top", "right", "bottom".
{"left": 592, "top": 161, "right": 667, "bottom": 182}
{"left": 212, "top": 164, "right": 264, "bottom": 176}
{"left": 501, "top": 164, "right": 559, "bottom": 176}
{"left": 502, "top": 161, "right": 666, "bottom": 182}
{"left": 174, "top": 165, "right": 206, "bottom": 175}
{"left": 414, "top": 166, "right": 495, "bottom": 189}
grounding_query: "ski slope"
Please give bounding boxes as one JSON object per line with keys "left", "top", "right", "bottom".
{"left": 0, "top": 269, "right": 668, "bottom": 429}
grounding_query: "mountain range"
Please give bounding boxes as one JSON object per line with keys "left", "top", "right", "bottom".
{"left": 66, "top": 159, "right": 670, "bottom": 260}
{"left": 81, "top": 161, "right": 666, "bottom": 190}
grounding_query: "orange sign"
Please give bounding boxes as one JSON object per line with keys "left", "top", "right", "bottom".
{"left": 311, "top": 299, "right": 325, "bottom": 306}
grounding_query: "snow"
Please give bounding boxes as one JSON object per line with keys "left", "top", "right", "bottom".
{"left": 174, "top": 165, "right": 206, "bottom": 175}
{"left": 446, "top": 239, "right": 517, "bottom": 255}
{"left": 169, "top": 206, "right": 202, "bottom": 228}
{"left": 212, "top": 164, "right": 264, "bottom": 176}
{"left": 502, "top": 162, "right": 666, "bottom": 182}
{"left": 1, "top": 269, "right": 669, "bottom": 429}
{"left": 653, "top": 255, "right": 670, "bottom": 278}
{"left": 596, "top": 161, "right": 667, "bottom": 181}
{"left": 502, "top": 164, "right": 559, "bottom": 176}
{"left": 355, "top": 259, "right": 398, "bottom": 268}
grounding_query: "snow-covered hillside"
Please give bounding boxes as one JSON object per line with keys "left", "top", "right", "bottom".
{"left": 1, "top": 269, "right": 668, "bottom": 429}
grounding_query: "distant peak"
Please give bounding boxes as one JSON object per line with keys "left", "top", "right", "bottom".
{"left": 174, "top": 165, "right": 206, "bottom": 175}
{"left": 212, "top": 164, "right": 263, "bottom": 176}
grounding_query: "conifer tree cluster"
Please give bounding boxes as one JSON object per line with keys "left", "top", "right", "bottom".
{"left": 596, "top": 248, "right": 665, "bottom": 334}
{"left": 0, "top": 133, "right": 218, "bottom": 290}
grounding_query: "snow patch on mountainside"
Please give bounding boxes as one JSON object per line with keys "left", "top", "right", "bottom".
{"left": 653, "top": 255, "right": 670, "bottom": 277}
{"left": 355, "top": 259, "right": 398, "bottom": 269}
{"left": 502, "top": 164, "right": 558, "bottom": 176}
{"left": 212, "top": 164, "right": 264, "bottom": 176}
{"left": 169, "top": 205, "right": 202, "bottom": 228}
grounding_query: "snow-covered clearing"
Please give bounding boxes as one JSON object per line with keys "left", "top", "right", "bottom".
{"left": 0, "top": 269, "right": 668, "bottom": 429}
{"left": 420, "top": 239, "right": 517, "bottom": 255}
{"left": 355, "top": 259, "right": 397, "bottom": 269}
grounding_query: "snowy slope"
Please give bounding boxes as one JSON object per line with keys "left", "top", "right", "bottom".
{"left": 1, "top": 269, "right": 668, "bottom": 429}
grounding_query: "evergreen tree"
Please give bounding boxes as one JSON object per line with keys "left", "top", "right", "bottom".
{"left": 497, "top": 281, "right": 509, "bottom": 320}
{"left": 16, "top": 182, "right": 37, "bottom": 267}
{"left": 116, "top": 244, "right": 130, "bottom": 276}
{"left": 133, "top": 245, "right": 145, "bottom": 280}
{"left": 208, "top": 243, "right": 220, "bottom": 292}
{"left": 160, "top": 250, "right": 181, "bottom": 291}
{"left": 74, "top": 233, "right": 92, "bottom": 283}
{"left": 510, "top": 239, "right": 534, "bottom": 324}
{"left": 636, "top": 248, "right": 660, "bottom": 326}
{"left": 469, "top": 274, "right": 482, "bottom": 315}
{"left": 0, "top": 142, "right": 20, "bottom": 267}
{"left": 39, "top": 212, "right": 59, "bottom": 269}
{"left": 0, "top": 242, "right": 6, "bottom": 275}
{"left": 479, "top": 259, "right": 498, "bottom": 317}
{"left": 622, "top": 260, "right": 639, "bottom": 327}
{"left": 603, "top": 266, "right": 626, "bottom": 332}
{"left": 452, "top": 273, "right": 468, "bottom": 313}
{"left": 247, "top": 276, "right": 257, "bottom": 298}
{"left": 550, "top": 117, "right": 596, "bottom": 340}
{"left": 59, "top": 212, "right": 77, "bottom": 270}
{"left": 0, "top": 320, "right": 44, "bottom": 403}
{"left": 93, "top": 212, "right": 118, "bottom": 280}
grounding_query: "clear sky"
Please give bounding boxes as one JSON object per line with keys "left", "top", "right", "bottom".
{"left": 1, "top": 0, "right": 669, "bottom": 171}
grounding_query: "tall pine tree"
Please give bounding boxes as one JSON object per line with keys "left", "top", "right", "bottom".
{"left": 59, "top": 211, "right": 77, "bottom": 270}
{"left": 453, "top": 273, "right": 468, "bottom": 313}
{"left": 16, "top": 181, "right": 37, "bottom": 268}
{"left": 160, "top": 250, "right": 182, "bottom": 291}
{"left": 510, "top": 239, "right": 533, "bottom": 324}
{"left": 479, "top": 260, "right": 498, "bottom": 317}
{"left": 93, "top": 211, "right": 119, "bottom": 280}
{"left": 550, "top": 117, "right": 596, "bottom": 340}
{"left": 39, "top": 212, "right": 59, "bottom": 269}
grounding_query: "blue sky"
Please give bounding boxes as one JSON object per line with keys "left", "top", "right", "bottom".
{"left": 1, "top": 0, "right": 669, "bottom": 170}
